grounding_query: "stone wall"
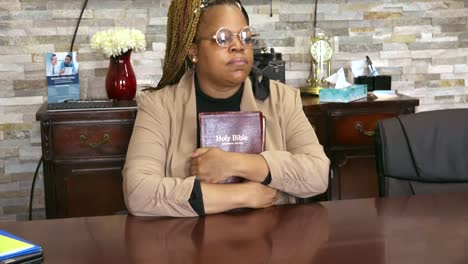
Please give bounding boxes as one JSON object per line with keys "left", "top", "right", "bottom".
{"left": 0, "top": 0, "right": 467, "bottom": 220}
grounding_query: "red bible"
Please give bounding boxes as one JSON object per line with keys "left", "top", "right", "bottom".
{"left": 199, "top": 111, "right": 265, "bottom": 183}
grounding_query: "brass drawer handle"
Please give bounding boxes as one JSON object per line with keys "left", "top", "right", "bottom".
{"left": 80, "top": 133, "right": 110, "bottom": 148}
{"left": 354, "top": 122, "right": 375, "bottom": 137}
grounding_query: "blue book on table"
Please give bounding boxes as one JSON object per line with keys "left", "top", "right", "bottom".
{"left": 0, "top": 230, "right": 42, "bottom": 261}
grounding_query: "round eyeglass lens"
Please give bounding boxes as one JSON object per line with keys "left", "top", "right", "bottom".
{"left": 216, "top": 28, "right": 233, "bottom": 47}
{"left": 240, "top": 27, "right": 256, "bottom": 45}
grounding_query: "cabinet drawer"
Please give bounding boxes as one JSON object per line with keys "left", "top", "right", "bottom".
{"left": 52, "top": 161, "right": 127, "bottom": 218}
{"left": 332, "top": 113, "right": 395, "bottom": 146}
{"left": 52, "top": 121, "right": 134, "bottom": 159}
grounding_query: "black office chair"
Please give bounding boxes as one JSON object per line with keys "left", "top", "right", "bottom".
{"left": 375, "top": 109, "right": 468, "bottom": 197}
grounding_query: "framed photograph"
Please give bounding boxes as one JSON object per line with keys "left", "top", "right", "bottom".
{"left": 45, "top": 52, "right": 80, "bottom": 103}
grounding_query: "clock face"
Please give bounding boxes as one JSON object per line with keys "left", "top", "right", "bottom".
{"left": 310, "top": 39, "right": 333, "bottom": 62}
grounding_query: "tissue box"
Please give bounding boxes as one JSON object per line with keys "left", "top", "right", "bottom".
{"left": 319, "top": 84, "right": 368, "bottom": 103}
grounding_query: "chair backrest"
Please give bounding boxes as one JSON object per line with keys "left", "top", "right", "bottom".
{"left": 375, "top": 109, "right": 468, "bottom": 197}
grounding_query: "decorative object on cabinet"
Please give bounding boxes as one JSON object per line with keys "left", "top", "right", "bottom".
{"left": 90, "top": 28, "right": 146, "bottom": 100}
{"left": 105, "top": 50, "right": 137, "bottom": 100}
{"left": 36, "top": 101, "right": 137, "bottom": 218}
{"left": 301, "top": 0, "right": 335, "bottom": 96}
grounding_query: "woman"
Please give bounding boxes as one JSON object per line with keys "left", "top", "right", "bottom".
{"left": 123, "top": 0, "right": 329, "bottom": 217}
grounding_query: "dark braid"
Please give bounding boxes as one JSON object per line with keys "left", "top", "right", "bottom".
{"left": 147, "top": 0, "right": 248, "bottom": 91}
{"left": 154, "top": 0, "right": 202, "bottom": 90}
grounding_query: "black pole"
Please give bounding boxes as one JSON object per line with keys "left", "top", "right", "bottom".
{"left": 70, "top": 0, "right": 89, "bottom": 52}
{"left": 313, "top": 0, "right": 318, "bottom": 37}
{"left": 29, "top": 156, "right": 43, "bottom": 220}
{"left": 270, "top": 0, "right": 273, "bottom": 17}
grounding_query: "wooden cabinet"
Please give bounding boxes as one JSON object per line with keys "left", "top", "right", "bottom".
{"left": 37, "top": 95, "right": 418, "bottom": 218}
{"left": 302, "top": 95, "right": 419, "bottom": 200}
{"left": 36, "top": 101, "right": 137, "bottom": 219}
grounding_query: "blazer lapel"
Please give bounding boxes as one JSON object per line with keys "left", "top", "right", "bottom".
{"left": 171, "top": 71, "right": 198, "bottom": 178}
{"left": 241, "top": 78, "right": 282, "bottom": 151}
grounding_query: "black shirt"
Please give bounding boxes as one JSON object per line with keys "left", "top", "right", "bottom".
{"left": 188, "top": 74, "right": 243, "bottom": 216}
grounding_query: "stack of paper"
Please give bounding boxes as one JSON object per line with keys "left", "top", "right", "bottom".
{"left": 372, "top": 90, "right": 398, "bottom": 99}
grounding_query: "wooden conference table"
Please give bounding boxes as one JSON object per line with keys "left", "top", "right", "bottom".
{"left": 1, "top": 192, "right": 467, "bottom": 264}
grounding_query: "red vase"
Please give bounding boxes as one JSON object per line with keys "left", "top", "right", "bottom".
{"left": 105, "top": 50, "right": 136, "bottom": 100}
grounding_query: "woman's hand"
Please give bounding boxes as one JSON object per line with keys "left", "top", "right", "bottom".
{"left": 190, "top": 147, "right": 235, "bottom": 183}
{"left": 190, "top": 148, "right": 270, "bottom": 183}
{"left": 242, "top": 181, "right": 278, "bottom": 209}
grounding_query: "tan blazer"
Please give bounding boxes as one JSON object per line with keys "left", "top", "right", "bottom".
{"left": 123, "top": 70, "right": 330, "bottom": 217}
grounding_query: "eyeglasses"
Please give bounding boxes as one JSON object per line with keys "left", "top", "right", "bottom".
{"left": 197, "top": 26, "right": 259, "bottom": 47}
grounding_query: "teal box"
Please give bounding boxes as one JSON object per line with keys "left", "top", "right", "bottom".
{"left": 319, "top": 84, "right": 368, "bottom": 103}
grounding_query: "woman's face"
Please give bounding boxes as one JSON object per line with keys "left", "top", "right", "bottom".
{"left": 192, "top": 4, "right": 253, "bottom": 87}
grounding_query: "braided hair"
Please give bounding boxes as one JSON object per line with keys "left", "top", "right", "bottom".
{"left": 149, "top": 0, "right": 249, "bottom": 91}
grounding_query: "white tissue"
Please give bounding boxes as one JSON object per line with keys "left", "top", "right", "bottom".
{"left": 325, "top": 68, "right": 351, "bottom": 89}
{"left": 351, "top": 60, "right": 368, "bottom": 77}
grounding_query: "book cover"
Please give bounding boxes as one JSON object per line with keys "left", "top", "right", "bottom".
{"left": 45, "top": 52, "right": 80, "bottom": 103}
{"left": 199, "top": 111, "right": 265, "bottom": 183}
{"left": 0, "top": 230, "right": 42, "bottom": 261}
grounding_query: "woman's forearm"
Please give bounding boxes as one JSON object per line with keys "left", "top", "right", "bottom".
{"left": 200, "top": 183, "right": 248, "bottom": 214}
{"left": 200, "top": 181, "right": 277, "bottom": 214}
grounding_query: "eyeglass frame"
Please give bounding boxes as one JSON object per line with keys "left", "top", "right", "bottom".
{"left": 196, "top": 26, "right": 259, "bottom": 48}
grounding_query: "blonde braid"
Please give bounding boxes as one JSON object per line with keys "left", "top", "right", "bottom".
{"left": 153, "top": 0, "right": 202, "bottom": 90}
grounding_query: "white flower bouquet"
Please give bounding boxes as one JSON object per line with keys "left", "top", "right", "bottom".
{"left": 90, "top": 28, "right": 146, "bottom": 57}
